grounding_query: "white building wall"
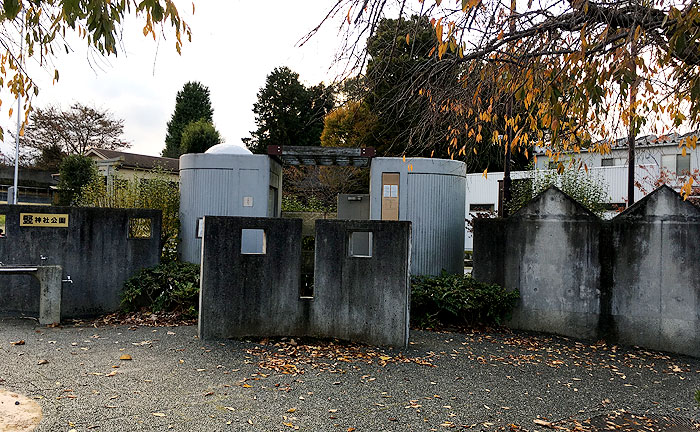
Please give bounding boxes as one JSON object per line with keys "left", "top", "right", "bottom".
{"left": 464, "top": 164, "right": 660, "bottom": 250}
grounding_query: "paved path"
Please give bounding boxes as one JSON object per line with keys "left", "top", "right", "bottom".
{"left": 0, "top": 318, "right": 698, "bottom": 431}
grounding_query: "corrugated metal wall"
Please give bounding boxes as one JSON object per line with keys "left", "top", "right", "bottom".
{"left": 179, "top": 154, "right": 279, "bottom": 263}
{"left": 407, "top": 172, "right": 466, "bottom": 275}
{"left": 370, "top": 158, "right": 466, "bottom": 276}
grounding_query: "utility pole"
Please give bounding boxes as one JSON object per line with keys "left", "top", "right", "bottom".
{"left": 627, "top": 30, "right": 638, "bottom": 207}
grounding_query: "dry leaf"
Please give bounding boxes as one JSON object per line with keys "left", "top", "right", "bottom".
{"left": 119, "top": 354, "right": 132, "bottom": 361}
{"left": 533, "top": 419, "right": 553, "bottom": 428}
{"left": 11, "top": 340, "right": 25, "bottom": 346}
{"left": 287, "top": 408, "right": 297, "bottom": 413}
{"left": 37, "top": 359, "right": 49, "bottom": 365}
{"left": 152, "top": 412, "right": 166, "bottom": 417}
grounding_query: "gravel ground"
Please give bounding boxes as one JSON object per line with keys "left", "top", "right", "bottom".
{"left": 0, "top": 317, "right": 698, "bottom": 432}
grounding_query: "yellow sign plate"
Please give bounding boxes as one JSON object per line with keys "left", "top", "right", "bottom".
{"left": 19, "top": 213, "right": 69, "bottom": 228}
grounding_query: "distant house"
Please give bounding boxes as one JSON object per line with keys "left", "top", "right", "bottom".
{"left": 464, "top": 131, "right": 699, "bottom": 250}
{"left": 0, "top": 165, "right": 57, "bottom": 205}
{"left": 85, "top": 148, "right": 179, "bottom": 182}
{"left": 534, "top": 131, "right": 698, "bottom": 174}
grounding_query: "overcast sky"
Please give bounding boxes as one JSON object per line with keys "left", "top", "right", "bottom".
{"left": 0, "top": 0, "right": 350, "bottom": 158}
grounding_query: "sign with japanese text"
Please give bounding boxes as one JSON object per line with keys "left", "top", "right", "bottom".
{"left": 19, "top": 213, "right": 69, "bottom": 228}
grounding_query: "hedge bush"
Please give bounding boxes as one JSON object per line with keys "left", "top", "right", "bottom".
{"left": 121, "top": 261, "right": 200, "bottom": 318}
{"left": 411, "top": 272, "right": 519, "bottom": 328}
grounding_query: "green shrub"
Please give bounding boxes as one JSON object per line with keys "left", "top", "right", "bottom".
{"left": 695, "top": 389, "right": 700, "bottom": 405}
{"left": 121, "top": 261, "right": 200, "bottom": 318}
{"left": 411, "top": 272, "right": 519, "bottom": 328}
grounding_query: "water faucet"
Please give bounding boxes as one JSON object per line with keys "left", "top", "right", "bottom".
{"left": 40, "top": 255, "right": 48, "bottom": 261}
{"left": 62, "top": 275, "right": 73, "bottom": 284}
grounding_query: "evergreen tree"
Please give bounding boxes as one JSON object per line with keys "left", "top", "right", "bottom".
{"left": 179, "top": 120, "right": 222, "bottom": 154}
{"left": 162, "top": 82, "right": 214, "bottom": 158}
{"left": 244, "top": 67, "right": 335, "bottom": 154}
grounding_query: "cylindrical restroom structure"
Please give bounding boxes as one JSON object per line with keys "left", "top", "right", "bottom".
{"left": 179, "top": 144, "right": 282, "bottom": 263}
{"left": 370, "top": 157, "right": 466, "bottom": 275}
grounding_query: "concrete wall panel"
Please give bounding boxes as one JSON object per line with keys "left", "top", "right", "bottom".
{"left": 472, "top": 185, "right": 700, "bottom": 357}
{"left": 198, "top": 217, "right": 411, "bottom": 347}
{"left": 0, "top": 205, "right": 161, "bottom": 318}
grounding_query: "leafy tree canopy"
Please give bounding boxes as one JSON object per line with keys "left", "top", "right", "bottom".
{"left": 57, "top": 154, "right": 97, "bottom": 205}
{"left": 318, "top": 0, "right": 700, "bottom": 189}
{"left": 22, "top": 103, "right": 128, "bottom": 167}
{"left": 179, "top": 119, "right": 222, "bottom": 154}
{"left": 0, "top": 0, "right": 190, "bottom": 141}
{"left": 163, "top": 81, "right": 215, "bottom": 158}
{"left": 321, "top": 101, "right": 378, "bottom": 148}
{"left": 244, "top": 66, "right": 335, "bottom": 154}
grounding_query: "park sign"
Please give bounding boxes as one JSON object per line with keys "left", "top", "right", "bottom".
{"left": 19, "top": 213, "right": 69, "bottom": 228}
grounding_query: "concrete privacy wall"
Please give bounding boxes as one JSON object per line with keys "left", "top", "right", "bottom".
{"left": 199, "top": 217, "right": 411, "bottom": 347}
{"left": 0, "top": 205, "right": 161, "bottom": 318}
{"left": 473, "top": 186, "right": 700, "bottom": 357}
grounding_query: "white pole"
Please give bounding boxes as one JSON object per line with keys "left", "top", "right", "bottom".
{"left": 12, "top": 10, "right": 24, "bottom": 205}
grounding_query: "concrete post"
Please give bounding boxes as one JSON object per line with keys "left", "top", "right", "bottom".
{"left": 35, "top": 266, "right": 62, "bottom": 325}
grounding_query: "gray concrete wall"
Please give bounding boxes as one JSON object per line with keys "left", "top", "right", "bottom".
{"left": 472, "top": 186, "right": 700, "bottom": 357}
{"left": 0, "top": 205, "right": 161, "bottom": 318}
{"left": 370, "top": 157, "right": 466, "bottom": 276}
{"left": 608, "top": 186, "right": 700, "bottom": 356}
{"left": 313, "top": 220, "right": 411, "bottom": 347}
{"left": 198, "top": 217, "right": 303, "bottom": 340}
{"left": 198, "top": 217, "right": 411, "bottom": 347}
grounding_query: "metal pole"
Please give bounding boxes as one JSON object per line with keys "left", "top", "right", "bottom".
{"left": 12, "top": 10, "right": 25, "bottom": 205}
{"left": 627, "top": 35, "right": 638, "bottom": 207}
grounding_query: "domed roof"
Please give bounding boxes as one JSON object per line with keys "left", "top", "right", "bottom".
{"left": 205, "top": 143, "right": 253, "bottom": 155}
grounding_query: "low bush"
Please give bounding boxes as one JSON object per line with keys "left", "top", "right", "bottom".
{"left": 121, "top": 261, "right": 200, "bottom": 318}
{"left": 411, "top": 272, "right": 519, "bottom": 329}
{"left": 695, "top": 389, "right": 700, "bottom": 406}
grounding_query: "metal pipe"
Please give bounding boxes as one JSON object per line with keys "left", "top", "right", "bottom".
{"left": 12, "top": 11, "right": 25, "bottom": 205}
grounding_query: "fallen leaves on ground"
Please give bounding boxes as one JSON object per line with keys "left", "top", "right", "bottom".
{"left": 68, "top": 311, "right": 195, "bottom": 328}
{"left": 498, "top": 410, "right": 700, "bottom": 432}
{"left": 245, "top": 338, "right": 435, "bottom": 374}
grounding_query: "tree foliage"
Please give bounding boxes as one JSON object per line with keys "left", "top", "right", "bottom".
{"left": 57, "top": 154, "right": 97, "bottom": 205}
{"left": 321, "top": 101, "right": 378, "bottom": 148}
{"left": 317, "top": 0, "right": 700, "bottom": 192}
{"left": 244, "top": 66, "right": 335, "bottom": 154}
{"left": 163, "top": 81, "right": 215, "bottom": 158}
{"left": 22, "top": 103, "right": 128, "bottom": 165}
{"left": 179, "top": 119, "right": 221, "bottom": 154}
{"left": 78, "top": 167, "right": 180, "bottom": 261}
{"left": 0, "top": 0, "right": 190, "bottom": 140}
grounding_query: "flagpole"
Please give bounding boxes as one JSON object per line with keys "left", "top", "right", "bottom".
{"left": 11, "top": 10, "right": 24, "bottom": 205}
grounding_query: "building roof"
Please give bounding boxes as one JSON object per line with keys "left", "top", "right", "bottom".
{"left": 534, "top": 130, "right": 699, "bottom": 155}
{"left": 86, "top": 148, "right": 179, "bottom": 172}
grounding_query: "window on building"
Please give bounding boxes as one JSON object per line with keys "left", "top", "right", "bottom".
{"left": 0, "top": 214, "right": 5, "bottom": 238}
{"left": 601, "top": 158, "right": 615, "bottom": 167}
{"left": 677, "top": 153, "right": 691, "bottom": 174}
{"left": 469, "top": 204, "right": 495, "bottom": 213}
{"left": 661, "top": 153, "right": 692, "bottom": 174}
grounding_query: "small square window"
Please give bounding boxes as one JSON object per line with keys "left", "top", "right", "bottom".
{"left": 348, "top": 231, "right": 372, "bottom": 257}
{"left": 601, "top": 158, "right": 614, "bottom": 167}
{"left": 241, "top": 229, "right": 266, "bottom": 254}
{"left": 128, "top": 218, "right": 152, "bottom": 239}
{"left": 677, "top": 153, "right": 691, "bottom": 174}
{"left": 0, "top": 214, "right": 6, "bottom": 238}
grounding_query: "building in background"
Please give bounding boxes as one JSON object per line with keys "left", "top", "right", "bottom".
{"left": 85, "top": 148, "right": 179, "bottom": 182}
{"left": 465, "top": 132, "right": 699, "bottom": 250}
{"left": 0, "top": 165, "right": 57, "bottom": 205}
